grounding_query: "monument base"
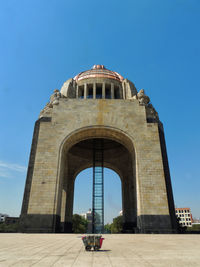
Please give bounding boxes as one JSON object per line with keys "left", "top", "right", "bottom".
{"left": 19, "top": 214, "right": 60, "bottom": 233}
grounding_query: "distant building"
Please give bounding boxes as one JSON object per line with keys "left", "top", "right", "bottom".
{"left": 0, "top": 214, "right": 8, "bottom": 223}
{"left": 81, "top": 209, "right": 92, "bottom": 233}
{"left": 175, "top": 208, "right": 192, "bottom": 227}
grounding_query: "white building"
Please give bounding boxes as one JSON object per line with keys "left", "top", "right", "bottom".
{"left": 175, "top": 208, "right": 192, "bottom": 227}
{"left": 0, "top": 214, "right": 8, "bottom": 223}
{"left": 81, "top": 209, "right": 92, "bottom": 233}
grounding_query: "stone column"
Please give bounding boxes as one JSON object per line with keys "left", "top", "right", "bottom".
{"left": 93, "top": 83, "right": 96, "bottom": 99}
{"left": 76, "top": 85, "right": 79, "bottom": 99}
{"left": 84, "top": 83, "right": 87, "bottom": 99}
{"left": 111, "top": 83, "right": 114, "bottom": 99}
{"left": 64, "top": 178, "right": 75, "bottom": 233}
{"left": 121, "top": 85, "right": 124, "bottom": 99}
{"left": 122, "top": 175, "right": 137, "bottom": 232}
{"left": 122, "top": 179, "right": 131, "bottom": 222}
{"left": 128, "top": 174, "right": 137, "bottom": 222}
{"left": 120, "top": 86, "right": 123, "bottom": 99}
{"left": 60, "top": 186, "right": 67, "bottom": 232}
{"left": 102, "top": 83, "right": 105, "bottom": 99}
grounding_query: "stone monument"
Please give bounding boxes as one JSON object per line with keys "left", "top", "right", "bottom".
{"left": 20, "top": 65, "right": 177, "bottom": 233}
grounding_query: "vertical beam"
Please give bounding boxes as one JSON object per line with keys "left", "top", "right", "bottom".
{"left": 92, "top": 139, "right": 104, "bottom": 233}
{"left": 64, "top": 179, "right": 75, "bottom": 233}
{"left": 93, "top": 83, "right": 96, "bottom": 99}
{"left": 76, "top": 85, "right": 79, "bottom": 99}
{"left": 60, "top": 187, "right": 67, "bottom": 232}
{"left": 120, "top": 85, "right": 123, "bottom": 99}
{"left": 111, "top": 83, "right": 114, "bottom": 99}
{"left": 84, "top": 83, "right": 87, "bottom": 99}
{"left": 102, "top": 83, "right": 105, "bottom": 99}
{"left": 122, "top": 82, "right": 126, "bottom": 99}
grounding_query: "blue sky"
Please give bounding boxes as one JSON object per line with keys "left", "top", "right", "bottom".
{"left": 0, "top": 0, "right": 200, "bottom": 223}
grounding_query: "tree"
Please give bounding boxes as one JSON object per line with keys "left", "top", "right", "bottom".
{"left": 186, "top": 224, "right": 200, "bottom": 232}
{"left": 72, "top": 214, "right": 88, "bottom": 233}
{"left": 0, "top": 222, "right": 19, "bottom": 233}
{"left": 111, "top": 216, "right": 123, "bottom": 233}
{"left": 104, "top": 216, "right": 123, "bottom": 233}
{"left": 104, "top": 223, "right": 111, "bottom": 233}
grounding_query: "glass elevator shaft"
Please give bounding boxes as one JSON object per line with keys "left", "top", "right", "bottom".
{"left": 92, "top": 139, "right": 104, "bottom": 233}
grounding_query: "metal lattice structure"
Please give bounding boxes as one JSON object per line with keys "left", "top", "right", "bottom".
{"left": 92, "top": 139, "right": 104, "bottom": 233}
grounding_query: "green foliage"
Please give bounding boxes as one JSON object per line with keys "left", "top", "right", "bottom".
{"left": 191, "top": 224, "right": 200, "bottom": 230}
{"left": 186, "top": 224, "right": 200, "bottom": 232}
{"left": 104, "top": 223, "right": 111, "bottom": 233}
{"left": 72, "top": 214, "right": 88, "bottom": 233}
{"left": 104, "top": 216, "right": 123, "bottom": 233}
{"left": 0, "top": 223, "right": 19, "bottom": 233}
{"left": 111, "top": 216, "right": 123, "bottom": 233}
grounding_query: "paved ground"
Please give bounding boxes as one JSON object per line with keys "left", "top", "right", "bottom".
{"left": 0, "top": 234, "right": 200, "bottom": 266}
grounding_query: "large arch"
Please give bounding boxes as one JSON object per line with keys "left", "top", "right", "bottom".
{"left": 56, "top": 126, "right": 137, "bottom": 232}
{"left": 20, "top": 65, "right": 177, "bottom": 233}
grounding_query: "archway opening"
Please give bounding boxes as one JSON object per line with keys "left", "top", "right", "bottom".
{"left": 73, "top": 167, "right": 122, "bottom": 233}
{"left": 59, "top": 135, "right": 137, "bottom": 233}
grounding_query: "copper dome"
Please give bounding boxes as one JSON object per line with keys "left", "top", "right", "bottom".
{"left": 74, "top": 65, "right": 124, "bottom": 82}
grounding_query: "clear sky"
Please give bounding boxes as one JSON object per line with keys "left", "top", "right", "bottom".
{"left": 0, "top": 0, "right": 200, "bottom": 223}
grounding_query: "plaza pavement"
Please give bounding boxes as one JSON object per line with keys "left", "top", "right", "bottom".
{"left": 0, "top": 234, "right": 200, "bottom": 266}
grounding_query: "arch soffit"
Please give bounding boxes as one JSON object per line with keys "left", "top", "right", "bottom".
{"left": 60, "top": 126, "right": 136, "bottom": 156}
{"left": 57, "top": 126, "right": 136, "bottom": 188}
{"left": 57, "top": 126, "right": 137, "bottom": 184}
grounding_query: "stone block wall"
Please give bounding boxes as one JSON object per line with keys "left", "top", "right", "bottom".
{"left": 20, "top": 98, "right": 177, "bottom": 233}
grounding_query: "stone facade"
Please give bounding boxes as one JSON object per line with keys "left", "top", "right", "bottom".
{"left": 20, "top": 65, "right": 177, "bottom": 233}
